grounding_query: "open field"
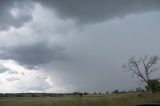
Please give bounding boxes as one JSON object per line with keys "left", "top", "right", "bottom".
{"left": 0, "top": 93, "right": 160, "bottom": 106}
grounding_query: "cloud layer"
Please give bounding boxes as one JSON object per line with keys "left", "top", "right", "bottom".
{"left": 0, "top": 0, "right": 33, "bottom": 31}
{"left": 37, "top": 0, "right": 160, "bottom": 24}
{"left": 0, "top": 1, "right": 160, "bottom": 92}
{"left": 1, "top": 43, "right": 67, "bottom": 66}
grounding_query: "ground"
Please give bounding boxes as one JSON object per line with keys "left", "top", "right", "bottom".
{"left": 0, "top": 93, "right": 160, "bottom": 106}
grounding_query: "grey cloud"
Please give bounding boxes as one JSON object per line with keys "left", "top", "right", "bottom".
{"left": 36, "top": 0, "right": 160, "bottom": 24}
{"left": 44, "top": 12, "right": 160, "bottom": 92}
{"left": 0, "top": 65, "right": 8, "bottom": 73}
{"left": 6, "top": 77, "right": 19, "bottom": 81}
{"left": 0, "top": 43, "right": 68, "bottom": 66}
{"left": 8, "top": 71, "right": 18, "bottom": 74}
{"left": 0, "top": 0, "right": 33, "bottom": 31}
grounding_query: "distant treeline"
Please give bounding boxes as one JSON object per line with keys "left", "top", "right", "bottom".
{"left": 0, "top": 88, "right": 148, "bottom": 97}
{"left": 0, "top": 93, "right": 72, "bottom": 97}
{"left": 0, "top": 92, "right": 89, "bottom": 97}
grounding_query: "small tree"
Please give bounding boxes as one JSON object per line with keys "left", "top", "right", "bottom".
{"left": 145, "top": 79, "right": 160, "bottom": 93}
{"left": 123, "top": 55, "right": 160, "bottom": 93}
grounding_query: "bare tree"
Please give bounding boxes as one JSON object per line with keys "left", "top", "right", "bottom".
{"left": 123, "top": 55, "right": 160, "bottom": 92}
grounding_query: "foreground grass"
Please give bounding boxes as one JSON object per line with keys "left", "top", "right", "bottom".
{"left": 0, "top": 93, "right": 160, "bottom": 106}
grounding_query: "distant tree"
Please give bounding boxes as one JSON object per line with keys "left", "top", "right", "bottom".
{"left": 93, "top": 92, "right": 97, "bottom": 95}
{"left": 32, "top": 94, "right": 35, "bottom": 97}
{"left": 73, "top": 92, "right": 83, "bottom": 97}
{"left": 83, "top": 92, "right": 89, "bottom": 95}
{"left": 113, "top": 90, "right": 119, "bottom": 94}
{"left": 123, "top": 55, "right": 160, "bottom": 93}
{"left": 105, "top": 91, "right": 109, "bottom": 94}
{"left": 79, "top": 93, "right": 83, "bottom": 97}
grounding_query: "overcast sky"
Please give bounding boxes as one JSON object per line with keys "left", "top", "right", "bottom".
{"left": 0, "top": 0, "right": 160, "bottom": 93}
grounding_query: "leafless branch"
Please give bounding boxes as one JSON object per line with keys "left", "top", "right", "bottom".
{"left": 123, "top": 55, "right": 160, "bottom": 84}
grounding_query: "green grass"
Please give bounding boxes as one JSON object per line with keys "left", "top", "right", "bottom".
{"left": 0, "top": 93, "right": 160, "bottom": 106}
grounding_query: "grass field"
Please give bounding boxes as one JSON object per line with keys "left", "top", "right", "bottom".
{"left": 0, "top": 93, "right": 160, "bottom": 106}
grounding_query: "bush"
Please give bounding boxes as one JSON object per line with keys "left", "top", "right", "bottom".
{"left": 137, "top": 93, "right": 144, "bottom": 97}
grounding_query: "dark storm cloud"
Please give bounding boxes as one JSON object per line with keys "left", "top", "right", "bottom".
{"left": 0, "top": 0, "right": 33, "bottom": 31}
{"left": 1, "top": 0, "right": 159, "bottom": 30}
{"left": 36, "top": 0, "right": 160, "bottom": 24}
{"left": 0, "top": 43, "right": 68, "bottom": 66}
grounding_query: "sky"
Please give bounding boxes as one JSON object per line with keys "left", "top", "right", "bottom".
{"left": 0, "top": 0, "right": 160, "bottom": 93}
